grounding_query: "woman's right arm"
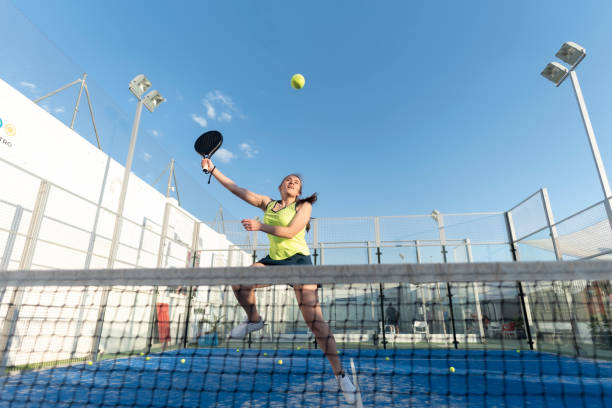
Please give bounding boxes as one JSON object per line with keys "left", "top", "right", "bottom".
{"left": 201, "top": 158, "right": 270, "bottom": 210}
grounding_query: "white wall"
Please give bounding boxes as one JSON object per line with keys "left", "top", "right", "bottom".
{"left": 0, "top": 78, "right": 250, "bottom": 367}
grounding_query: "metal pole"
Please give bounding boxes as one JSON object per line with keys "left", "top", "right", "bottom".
{"left": 166, "top": 159, "right": 175, "bottom": 198}
{"left": 70, "top": 73, "right": 87, "bottom": 129}
{"left": 91, "top": 98, "right": 144, "bottom": 360}
{"left": 569, "top": 70, "right": 612, "bottom": 232}
{"left": 541, "top": 188, "right": 581, "bottom": 355}
{"left": 466, "top": 239, "right": 486, "bottom": 344}
{"left": 33, "top": 79, "right": 81, "bottom": 103}
{"left": 0, "top": 181, "right": 50, "bottom": 371}
{"left": 107, "top": 98, "right": 144, "bottom": 268}
{"left": 505, "top": 211, "right": 536, "bottom": 350}
{"left": 436, "top": 213, "right": 458, "bottom": 348}
{"left": 312, "top": 218, "right": 318, "bottom": 265}
{"left": 374, "top": 217, "right": 388, "bottom": 349}
{"left": 541, "top": 188, "right": 563, "bottom": 260}
{"left": 83, "top": 84, "right": 102, "bottom": 150}
{"left": 182, "top": 221, "right": 200, "bottom": 348}
{"left": 146, "top": 199, "right": 173, "bottom": 352}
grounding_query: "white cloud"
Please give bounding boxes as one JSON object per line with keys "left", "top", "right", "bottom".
{"left": 205, "top": 100, "right": 216, "bottom": 119}
{"left": 143, "top": 152, "right": 152, "bottom": 162}
{"left": 206, "top": 90, "right": 234, "bottom": 109}
{"left": 191, "top": 113, "right": 207, "bottom": 128}
{"left": 151, "top": 129, "right": 161, "bottom": 137}
{"left": 20, "top": 81, "right": 36, "bottom": 90}
{"left": 200, "top": 90, "right": 241, "bottom": 124}
{"left": 219, "top": 112, "right": 232, "bottom": 122}
{"left": 215, "top": 148, "right": 236, "bottom": 163}
{"left": 239, "top": 143, "right": 258, "bottom": 158}
{"left": 54, "top": 106, "right": 65, "bottom": 113}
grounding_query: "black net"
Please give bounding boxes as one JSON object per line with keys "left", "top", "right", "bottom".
{"left": 0, "top": 262, "right": 610, "bottom": 407}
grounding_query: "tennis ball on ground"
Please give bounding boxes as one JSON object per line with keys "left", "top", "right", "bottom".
{"left": 291, "top": 74, "right": 305, "bottom": 90}
{"left": 181, "top": 359, "right": 186, "bottom": 364}
{"left": 297, "top": 346, "right": 301, "bottom": 350}
{"left": 516, "top": 349, "right": 520, "bottom": 353}
{"left": 236, "top": 348, "right": 240, "bottom": 352}
{"left": 145, "top": 357, "right": 151, "bottom": 361}
{"left": 87, "top": 361, "right": 93, "bottom": 366}
{"left": 263, "top": 352, "right": 268, "bottom": 356}
{"left": 278, "top": 359, "right": 283, "bottom": 365}
{"left": 140, "top": 352, "right": 144, "bottom": 356}
{"left": 449, "top": 367, "right": 455, "bottom": 373}
{"left": 385, "top": 357, "right": 390, "bottom": 361}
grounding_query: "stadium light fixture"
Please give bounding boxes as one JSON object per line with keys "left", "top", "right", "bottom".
{"left": 430, "top": 210, "right": 440, "bottom": 222}
{"left": 541, "top": 42, "right": 586, "bottom": 87}
{"left": 555, "top": 42, "right": 586, "bottom": 67}
{"left": 143, "top": 90, "right": 166, "bottom": 113}
{"left": 540, "top": 62, "right": 568, "bottom": 86}
{"left": 540, "top": 42, "right": 612, "bottom": 233}
{"left": 129, "top": 74, "right": 152, "bottom": 99}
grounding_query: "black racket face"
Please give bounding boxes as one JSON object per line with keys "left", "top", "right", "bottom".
{"left": 194, "top": 130, "right": 223, "bottom": 157}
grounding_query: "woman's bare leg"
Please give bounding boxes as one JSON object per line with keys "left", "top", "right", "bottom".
{"left": 232, "top": 262, "right": 266, "bottom": 322}
{"left": 294, "top": 284, "right": 343, "bottom": 376}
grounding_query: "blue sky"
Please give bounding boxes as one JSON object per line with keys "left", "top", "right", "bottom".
{"left": 2, "top": 1, "right": 612, "bottom": 223}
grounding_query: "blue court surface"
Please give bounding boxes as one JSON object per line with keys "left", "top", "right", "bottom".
{"left": 1, "top": 348, "right": 610, "bottom": 407}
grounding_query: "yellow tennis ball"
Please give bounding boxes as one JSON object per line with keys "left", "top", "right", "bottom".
{"left": 291, "top": 74, "right": 305, "bottom": 90}
{"left": 236, "top": 348, "right": 240, "bottom": 352}
{"left": 140, "top": 352, "right": 144, "bottom": 356}
{"left": 278, "top": 359, "right": 283, "bottom": 365}
{"left": 449, "top": 367, "right": 455, "bottom": 373}
{"left": 263, "top": 352, "right": 268, "bottom": 356}
{"left": 297, "top": 346, "right": 301, "bottom": 350}
{"left": 145, "top": 357, "right": 150, "bottom": 361}
{"left": 87, "top": 361, "right": 93, "bottom": 366}
{"left": 385, "top": 357, "right": 390, "bottom": 361}
{"left": 516, "top": 349, "right": 520, "bottom": 353}
{"left": 181, "top": 359, "right": 185, "bottom": 364}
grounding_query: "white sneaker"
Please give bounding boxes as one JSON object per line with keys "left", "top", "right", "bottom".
{"left": 338, "top": 373, "right": 356, "bottom": 404}
{"left": 229, "top": 318, "right": 264, "bottom": 339}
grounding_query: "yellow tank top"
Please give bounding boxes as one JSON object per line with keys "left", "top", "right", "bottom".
{"left": 263, "top": 200, "right": 310, "bottom": 260}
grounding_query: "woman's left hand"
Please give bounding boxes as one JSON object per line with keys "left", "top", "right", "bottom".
{"left": 241, "top": 218, "right": 262, "bottom": 231}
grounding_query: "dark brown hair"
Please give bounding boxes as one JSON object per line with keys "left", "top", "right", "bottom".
{"left": 279, "top": 173, "right": 317, "bottom": 232}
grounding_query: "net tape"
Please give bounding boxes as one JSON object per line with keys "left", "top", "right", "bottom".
{"left": 1, "top": 260, "right": 611, "bottom": 287}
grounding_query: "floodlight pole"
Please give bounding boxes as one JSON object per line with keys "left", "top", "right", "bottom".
{"left": 106, "top": 98, "right": 144, "bottom": 268}
{"left": 568, "top": 71, "right": 612, "bottom": 231}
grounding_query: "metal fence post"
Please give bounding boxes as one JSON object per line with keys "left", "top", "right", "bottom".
{"left": 312, "top": 218, "right": 318, "bottom": 265}
{"left": 182, "top": 220, "right": 201, "bottom": 348}
{"left": 505, "top": 210, "right": 537, "bottom": 351}
{"left": 374, "top": 217, "right": 388, "bottom": 349}
{"left": 0, "top": 180, "right": 50, "bottom": 371}
{"left": 434, "top": 213, "right": 458, "bottom": 349}
{"left": 540, "top": 189, "right": 581, "bottom": 355}
{"left": 145, "top": 199, "right": 173, "bottom": 353}
{"left": 465, "top": 239, "right": 486, "bottom": 344}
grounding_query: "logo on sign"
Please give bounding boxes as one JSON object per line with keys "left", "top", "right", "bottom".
{"left": 0, "top": 116, "right": 14, "bottom": 148}
{"left": 4, "top": 124, "right": 16, "bottom": 137}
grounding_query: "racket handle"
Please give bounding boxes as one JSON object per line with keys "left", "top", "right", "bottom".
{"left": 202, "top": 159, "right": 209, "bottom": 173}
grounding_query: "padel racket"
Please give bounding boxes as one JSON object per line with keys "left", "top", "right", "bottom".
{"left": 194, "top": 130, "right": 223, "bottom": 173}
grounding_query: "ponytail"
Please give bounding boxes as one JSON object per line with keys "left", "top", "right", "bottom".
{"left": 297, "top": 193, "right": 318, "bottom": 232}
